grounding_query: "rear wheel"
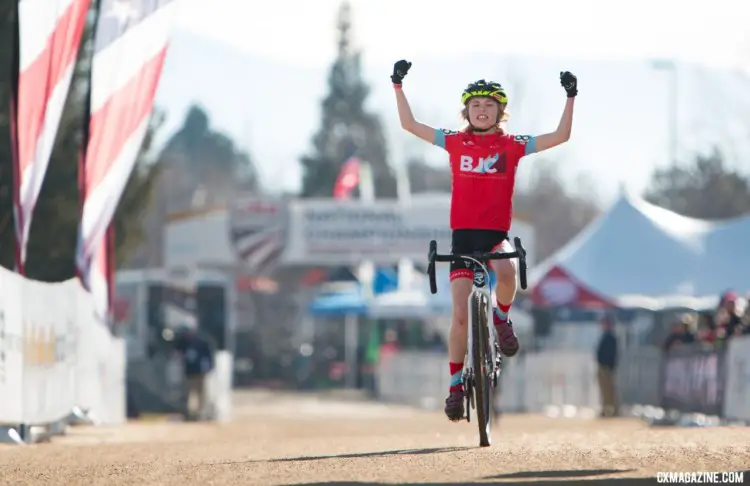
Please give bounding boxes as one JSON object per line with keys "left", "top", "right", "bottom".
{"left": 471, "top": 292, "right": 492, "bottom": 447}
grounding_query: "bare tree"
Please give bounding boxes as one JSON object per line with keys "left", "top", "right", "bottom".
{"left": 644, "top": 146, "right": 750, "bottom": 220}
{"left": 514, "top": 160, "right": 600, "bottom": 261}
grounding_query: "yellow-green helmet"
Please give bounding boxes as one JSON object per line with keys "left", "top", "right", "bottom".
{"left": 461, "top": 79, "right": 508, "bottom": 105}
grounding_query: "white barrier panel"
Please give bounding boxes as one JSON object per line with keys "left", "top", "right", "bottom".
{"left": 376, "top": 352, "right": 446, "bottom": 409}
{"left": 376, "top": 350, "right": 599, "bottom": 414}
{"left": 72, "top": 281, "right": 127, "bottom": 426}
{"left": 205, "top": 351, "right": 234, "bottom": 422}
{"left": 522, "top": 350, "right": 600, "bottom": 412}
{"left": 0, "top": 267, "right": 126, "bottom": 434}
{"left": 0, "top": 268, "right": 25, "bottom": 424}
{"left": 498, "top": 355, "right": 526, "bottom": 412}
{"left": 723, "top": 335, "right": 750, "bottom": 422}
{"left": 99, "top": 336, "right": 126, "bottom": 425}
{"left": 22, "top": 278, "right": 77, "bottom": 426}
{"left": 376, "top": 351, "right": 527, "bottom": 411}
{"left": 74, "top": 282, "right": 103, "bottom": 422}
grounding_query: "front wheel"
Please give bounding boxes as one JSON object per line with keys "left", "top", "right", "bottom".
{"left": 470, "top": 292, "right": 492, "bottom": 447}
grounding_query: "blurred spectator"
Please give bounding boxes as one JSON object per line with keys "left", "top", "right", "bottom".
{"left": 657, "top": 291, "right": 750, "bottom": 359}
{"left": 596, "top": 315, "right": 618, "bottom": 418}
{"left": 696, "top": 314, "right": 716, "bottom": 344}
{"left": 663, "top": 313, "right": 697, "bottom": 351}
{"left": 174, "top": 327, "right": 215, "bottom": 421}
{"left": 714, "top": 291, "right": 745, "bottom": 342}
{"left": 379, "top": 328, "right": 400, "bottom": 363}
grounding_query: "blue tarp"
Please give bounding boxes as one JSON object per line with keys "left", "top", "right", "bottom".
{"left": 307, "top": 265, "right": 496, "bottom": 317}
{"left": 307, "top": 267, "right": 399, "bottom": 317}
{"left": 308, "top": 286, "right": 367, "bottom": 316}
{"left": 373, "top": 267, "right": 398, "bottom": 294}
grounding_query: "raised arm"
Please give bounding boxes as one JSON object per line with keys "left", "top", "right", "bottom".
{"left": 531, "top": 71, "right": 578, "bottom": 154}
{"left": 394, "top": 85, "right": 438, "bottom": 144}
{"left": 391, "top": 60, "right": 438, "bottom": 144}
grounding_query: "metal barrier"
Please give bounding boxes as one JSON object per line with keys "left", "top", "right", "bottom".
{"left": 618, "top": 346, "right": 663, "bottom": 406}
{"left": 375, "top": 346, "right": 669, "bottom": 416}
{"left": 496, "top": 355, "right": 526, "bottom": 412}
{"left": 660, "top": 343, "right": 726, "bottom": 416}
{"left": 521, "top": 350, "right": 599, "bottom": 413}
{"left": 376, "top": 352, "right": 447, "bottom": 410}
{"left": 376, "top": 349, "right": 603, "bottom": 413}
{"left": 375, "top": 341, "right": 750, "bottom": 423}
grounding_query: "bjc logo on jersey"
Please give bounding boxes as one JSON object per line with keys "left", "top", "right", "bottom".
{"left": 459, "top": 153, "right": 506, "bottom": 174}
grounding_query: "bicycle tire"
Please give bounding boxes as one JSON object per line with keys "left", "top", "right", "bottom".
{"left": 471, "top": 292, "right": 492, "bottom": 447}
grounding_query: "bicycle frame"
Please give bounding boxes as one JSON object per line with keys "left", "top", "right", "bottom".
{"left": 463, "top": 257, "right": 499, "bottom": 385}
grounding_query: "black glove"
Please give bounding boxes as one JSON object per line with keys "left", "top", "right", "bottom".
{"left": 560, "top": 71, "right": 577, "bottom": 98}
{"left": 391, "top": 60, "right": 412, "bottom": 84}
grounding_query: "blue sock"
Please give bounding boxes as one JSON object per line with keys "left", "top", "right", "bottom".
{"left": 450, "top": 372, "right": 462, "bottom": 387}
{"left": 494, "top": 305, "right": 508, "bottom": 322}
{"left": 449, "top": 362, "right": 463, "bottom": 391}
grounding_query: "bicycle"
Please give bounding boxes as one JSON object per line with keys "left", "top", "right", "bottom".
{"left": 427, "top": 236, "right": 528, "bottom": 447}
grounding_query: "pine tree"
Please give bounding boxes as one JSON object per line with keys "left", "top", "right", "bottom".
{"left": 159, "top": 104, "right": 259, "bottom": 212}
{"left": 122, "top": 103, "right": 261, "bottom": 268}
{"left": 300, "top": 1, "right": 396, "bottom": 199}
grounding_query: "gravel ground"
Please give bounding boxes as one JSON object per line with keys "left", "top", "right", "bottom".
{"left": 1, "top": 390, "right": 748, "bottom": 485}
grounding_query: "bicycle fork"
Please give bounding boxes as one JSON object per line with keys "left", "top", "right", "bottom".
{"left": 467, "top": 296, "right": 503, "bottom": 370}
{"left": 481, "top": 296, "right": 503, "bottom": 385}
{"left": 465, "top": 294, "right": 475, "bottom": 378}
{"left": 488, "top": 319, "right": 503, "bottom": 386}
{"left": 463, "top": 293, "right": 477, "bottom": 421}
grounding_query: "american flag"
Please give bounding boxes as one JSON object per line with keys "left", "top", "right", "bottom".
{"left": 77, "top": 0, "right": 180, "bottom": 319}
{"left": 332, "top": 155, "right": 360, "bottom": 200}
{"left": 229, "top": 196, "right": 287, "bottom": 275}
{"left": 11, "top": 0, "right": 91, "bottom": 273}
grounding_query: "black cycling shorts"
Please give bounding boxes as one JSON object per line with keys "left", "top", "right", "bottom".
{"left": 450, "top": 229, "right": 510, "bottom": 281}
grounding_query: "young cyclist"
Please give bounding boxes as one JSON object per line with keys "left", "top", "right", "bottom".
{"left": 391, "top": 59, "right": 577, "bottom": 421}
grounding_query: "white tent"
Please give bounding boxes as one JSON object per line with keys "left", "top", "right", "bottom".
{"left": 529, "top": 189, "right": 750, "bottom": 310}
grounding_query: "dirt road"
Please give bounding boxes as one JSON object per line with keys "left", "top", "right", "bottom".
{"left": 1, "top": 390, "right": 748, "bottom": 485}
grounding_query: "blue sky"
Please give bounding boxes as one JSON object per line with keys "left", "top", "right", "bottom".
{"left": 150, "top": 0, "right": 750, "bottom": 206}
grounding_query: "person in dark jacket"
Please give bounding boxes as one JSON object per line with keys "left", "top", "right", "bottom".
{"left": 174, "top": 327, "right": 214, "bottom": 421}
{"left": 596, "top": 315, "right": 618, "bottom": 418}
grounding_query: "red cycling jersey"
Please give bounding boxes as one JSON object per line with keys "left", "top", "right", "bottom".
{"left": 433, "top": 129, "right": 536, "bottom": 232}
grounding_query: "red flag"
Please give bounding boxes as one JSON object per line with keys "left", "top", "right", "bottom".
{"left": 77, "top": 0, "right": 180, "bottom": 320}
{"left": 333, "top": 156, "right": 360, "bottom": 200}
{"left": 10, "top": 0, "right": 91, "bottom": 274}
